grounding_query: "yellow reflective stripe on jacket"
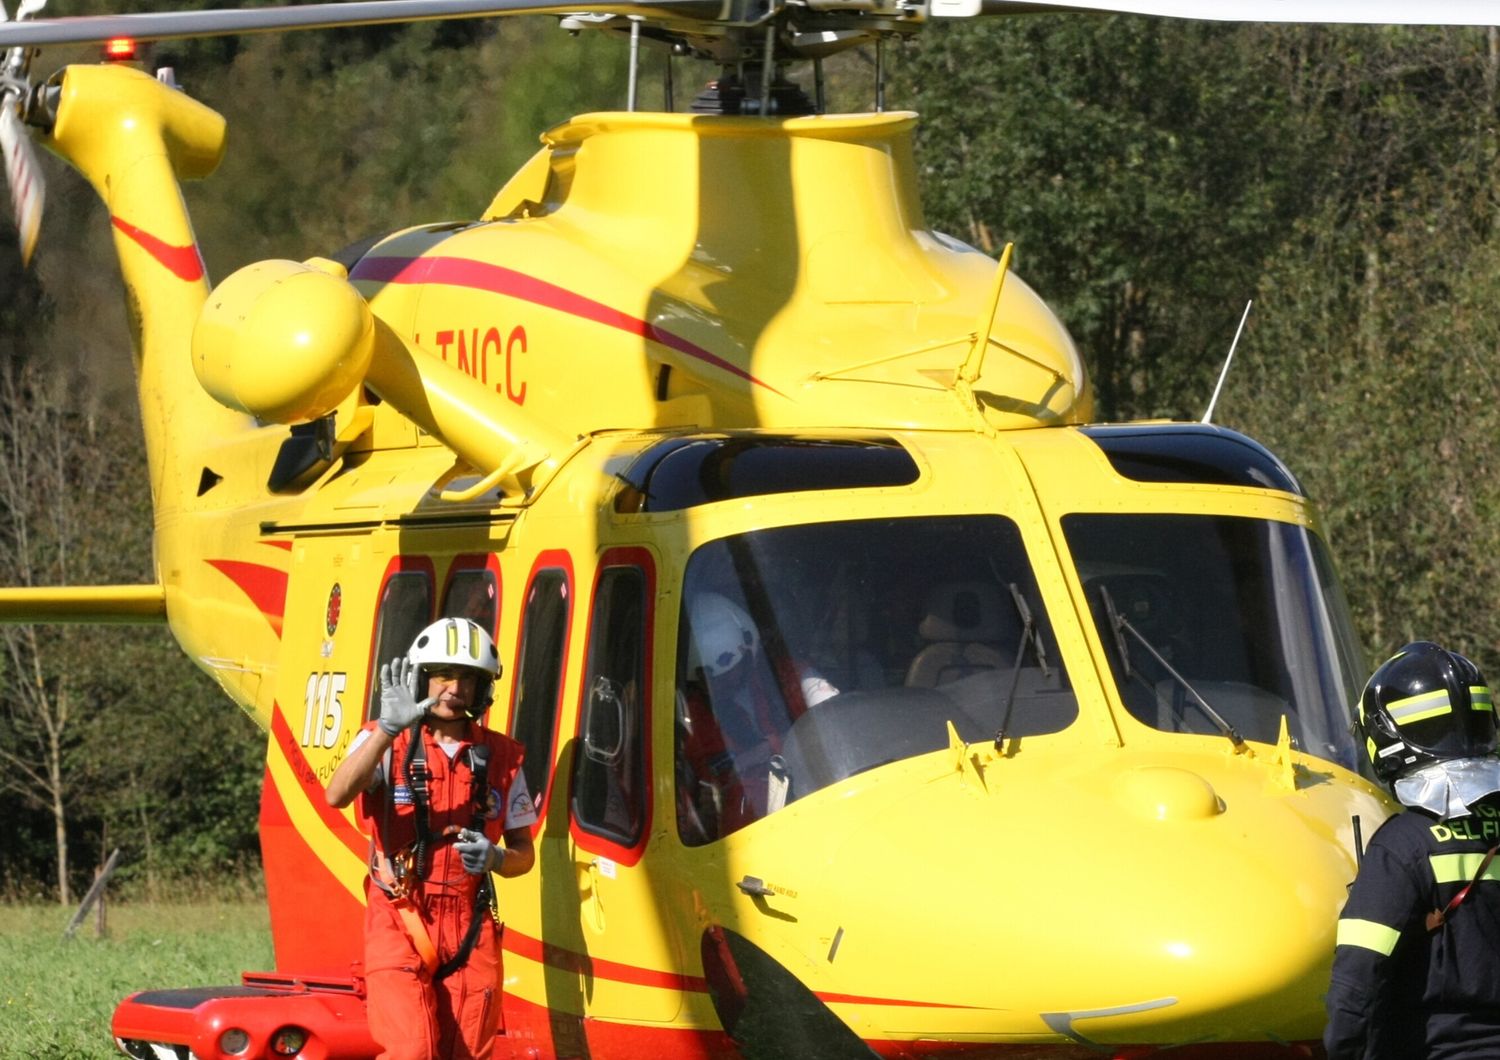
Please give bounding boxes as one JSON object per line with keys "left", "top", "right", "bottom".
{"left": 1388, "top": 688, "right": 1452, "bottom": 726}
{"left": 1430, "top": 852, "right": 1500, "bottom": 885}
{"left": 1336, "top": 917, "right": 1401, "bottom": 956}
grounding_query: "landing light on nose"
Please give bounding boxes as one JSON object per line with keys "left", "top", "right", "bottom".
{"left": 1113, "top": 765, "right": 1223, "bottom": 821}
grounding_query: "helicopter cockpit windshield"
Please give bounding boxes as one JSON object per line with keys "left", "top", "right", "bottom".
{"left": 674, "top": 515, "right": 1075, "bottom": 846}
{"left": 1063, "top": 513, "right": 1368, "bottom": 773}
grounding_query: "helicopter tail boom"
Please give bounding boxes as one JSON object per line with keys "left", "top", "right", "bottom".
{"left": 43, "top": 63, "right": 245, "bottom": 512}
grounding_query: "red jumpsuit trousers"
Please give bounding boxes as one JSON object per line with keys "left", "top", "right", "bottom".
{"left": 363, "top": 881, "right": 499, "bottom": 1060}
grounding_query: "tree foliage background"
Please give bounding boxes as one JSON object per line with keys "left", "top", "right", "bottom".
{"left": 0, "top": 11, "right": 1497, "bottom": 897}
{"left": 898, "top": 20, "right": 1500, "bottom": 654}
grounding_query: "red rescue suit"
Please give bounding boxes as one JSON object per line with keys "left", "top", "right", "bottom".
{"left": 356, "top": 720, "right": 524, "bottom": 1060}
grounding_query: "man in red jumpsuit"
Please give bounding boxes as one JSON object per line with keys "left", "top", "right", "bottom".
{"left": 327, "top": 617, "right": 537, "bottom": 1060}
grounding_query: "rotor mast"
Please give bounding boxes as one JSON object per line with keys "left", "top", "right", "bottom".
{"left": 568, "top": 0, "right": 920, "bottom": 115}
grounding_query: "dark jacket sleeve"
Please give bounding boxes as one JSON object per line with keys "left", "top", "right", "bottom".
{"left": 1324, "top": 822, "right": 1425, "bottom": 1060}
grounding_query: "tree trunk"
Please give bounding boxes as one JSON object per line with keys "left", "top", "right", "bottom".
{"left": 130, "top": 769, "right": 156, "bottom": 901}
{"left": 1488, "top": 27, "right": 1498, "bottom": 235}
{"left": 50, "top": 692, "right": 69, "bottom": 906}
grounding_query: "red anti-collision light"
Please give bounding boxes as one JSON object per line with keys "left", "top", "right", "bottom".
{"left": 102, "top": 38, "right": 137, "bottom": 61}
{"left": 270, "top": 1027, "right": 309, "bottom": 1055}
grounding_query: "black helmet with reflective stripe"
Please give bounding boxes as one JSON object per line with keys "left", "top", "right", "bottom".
{"left": 1358, "top": 641, "right": 1497, "bottom": 783}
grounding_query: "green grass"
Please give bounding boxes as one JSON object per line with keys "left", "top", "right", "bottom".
{"left": 0, "top": 901, "right": 273, "bottom": 1060}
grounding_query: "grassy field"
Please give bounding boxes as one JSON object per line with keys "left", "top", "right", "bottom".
{"left": 0, "top": 900, "right": 273, "bottom": 1059}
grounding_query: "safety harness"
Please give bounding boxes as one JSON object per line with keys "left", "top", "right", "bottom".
{"left": 373, "top": 729, "right": 498, "bottom": 981}
{"left": 1426, "top": 841, "right": 1500, "bottom": 932}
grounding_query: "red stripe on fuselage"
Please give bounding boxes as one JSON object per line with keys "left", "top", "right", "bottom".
{"left": 258, "top": 760, "right": 366, "bottom": 977}
{"left": 503, "top": 926, "right": 710, "bottom": 993}
{"left": 205, "top": 559, "right": 288, "bottom": 638}
{"left": 110, "top": 217, "right": 205, "bottom": 281}
{"left": 268, "top": 702, "right": 369, "bottom": 864}
{"left": 350, "top": 255, "right": 786, "bottom": 398}
{"left": 503, "top": 925, "right": 992, "bottom": 1010}
{"left": 814, "top": 990, "right": 980, "bottom": 1010}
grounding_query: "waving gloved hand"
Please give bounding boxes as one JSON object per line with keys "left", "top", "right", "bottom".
{"left": 378, "top": 657, "right": 435, "bottom": 736}
{"left": 454, "top": 829, "right": 501, "bottom": 875}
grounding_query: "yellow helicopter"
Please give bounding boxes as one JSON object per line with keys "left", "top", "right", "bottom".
{"left": 0, "top": 0, "right": 1494, "bottom": 1057}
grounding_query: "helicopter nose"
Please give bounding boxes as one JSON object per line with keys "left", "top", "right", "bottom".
{"left": 732, "top": 747, "right": 1370, "bottom": 1050}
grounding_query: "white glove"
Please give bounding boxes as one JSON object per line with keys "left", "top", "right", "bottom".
{"left": 378, "top": 657, "right": 435, "bottom": 736}
{"left": 454, "top": 829, "right": 501, "bottom": 875}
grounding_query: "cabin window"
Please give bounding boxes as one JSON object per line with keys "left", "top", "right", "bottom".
{"left": 675, "top": 516, "right": 1074, "bottom": 846}
{"left": 509, "top": 568, "right": 570, "bottom": 818}
{"left": 572, "top": 566, "right": 648, "bottom": 847}
{"left": 614, "top": 434, "right": 920, "bottom": 513}
{"left": 442, "top": 566, "right": 499, "bottom": 637}
{"left": 1080, "top": 424, "right": 1304, "bottom": 495}
{"left": 365, "top": 569, "right": 434, "bottom": 722}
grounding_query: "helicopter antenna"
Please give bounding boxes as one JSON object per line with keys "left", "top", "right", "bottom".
{"left": 626, "top": 16, "right": 640, "bottom": 110}
{"left": 759, "top": 20, "right": 775, "bottom": 110}
{"left": 1201, "top": 298, "right": 1252, "bottom": 424}
{"left": 951, "top": 241, "right": 1013, "bottom": 418}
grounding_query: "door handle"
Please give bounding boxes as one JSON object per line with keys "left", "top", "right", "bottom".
{"left": 578, "top": 857, "right": 607, "bottom": 932}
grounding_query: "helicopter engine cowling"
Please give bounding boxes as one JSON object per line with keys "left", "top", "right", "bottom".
{"left": 193, "top": 254, "right": 572, "bottom": 499}
{"left": 193, "top": 257, "right": 374, "bottom": 424}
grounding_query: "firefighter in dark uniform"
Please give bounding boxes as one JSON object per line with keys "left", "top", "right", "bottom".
{"left": 1326, "top": 641, "right": 1500, "bottom": 1059}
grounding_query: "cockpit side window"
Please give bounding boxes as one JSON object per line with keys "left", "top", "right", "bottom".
{"left": 364, "top": 564, "right": 434, "bottom": 723}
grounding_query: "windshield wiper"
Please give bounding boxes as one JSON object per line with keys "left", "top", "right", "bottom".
{"left": 1098, "top": 585, "right": 1246, "bottom": 752}
{"left": 995, "top": 583, "right": 1051, "bottom": 751}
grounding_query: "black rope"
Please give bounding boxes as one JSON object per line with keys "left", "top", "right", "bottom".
{"left": 435, "top": 743, "right": 497, "bottom": 983}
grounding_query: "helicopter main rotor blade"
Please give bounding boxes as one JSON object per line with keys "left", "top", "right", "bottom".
{"left": 0, "top": 100, "right": 42, "bottom": 264}
{"left": 955, "top": 0, "right": 1500, "bottom": 23}
{"left": 0, "top": 0, "right": 1489, "bottom": 48}
{"left": 0, "top": 0, "right": 726, "bottom": 49}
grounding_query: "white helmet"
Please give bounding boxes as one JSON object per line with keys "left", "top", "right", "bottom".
{"left": 689, "top": 593, "right": 759, "bottom": 678}
{"left": 407, "top": 617, "right": 501, "bottom": 716}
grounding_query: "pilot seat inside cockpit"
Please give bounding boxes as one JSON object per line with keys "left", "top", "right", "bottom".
{"left": 904, "top": 581, "right": 1013, "bottom": 689}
